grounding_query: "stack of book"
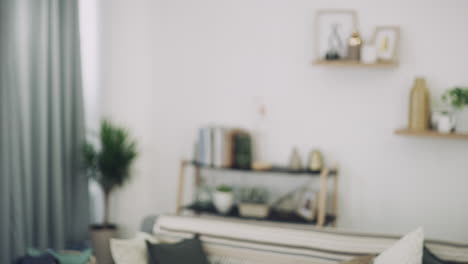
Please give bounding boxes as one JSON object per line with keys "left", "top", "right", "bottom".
{"left": 196, "top": 126, "right": 252, "bottom": 169}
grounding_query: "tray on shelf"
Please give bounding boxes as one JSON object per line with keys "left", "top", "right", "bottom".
{"left": 183, "top": 203, "right": 336, "bottom": 226}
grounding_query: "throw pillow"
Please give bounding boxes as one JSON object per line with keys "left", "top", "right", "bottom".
{"left": 16, "top": 254, "right": 58, "bottom": 264}
{"left": 374, "top": 227, "right": 424, "bottom": 264}
{"left": 146, "top": 237, "right": 209, "bottom": 264}
{"left": 110, "top": 232, "right": 158, "bottom": 264}
{"left": 27, "top": 248, "right": 92, "bottom": 264}
{"left": 423, "top": 246, "right": 447, "bottom": 264}
{"left": 341, "top": 255, "right": 375, "bottom": 264}
{"left": 48, "top": 249, "right": 93, "bottom": 264}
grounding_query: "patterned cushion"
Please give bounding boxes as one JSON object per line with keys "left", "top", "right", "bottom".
{"left": 341, "top": 256, "right": 375, "bottom": 264}
{"left": 110, "top": 232, "right": 158, "bottom": 264}
{"left": 374, "top": 227, "right": 424, "bottom": 264}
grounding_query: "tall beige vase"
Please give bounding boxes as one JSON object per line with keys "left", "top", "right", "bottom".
{"left": 90, "top": 226, "right": 117, "bottom": 264}
{"left": 409, "top": 77, "right": 430, "bottom": 131}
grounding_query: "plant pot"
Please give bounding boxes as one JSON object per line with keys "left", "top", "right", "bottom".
{"left": 90, "top": 224, "right": 117, "bottom": 264}
{"left": 213, "top": 191, "right": 233, "bottom": 214}
{"left": 238, "top": 203, "right": 270, "bottom": 219}
{"left": 456, "top": 108, "right": 468, "bottom": 133}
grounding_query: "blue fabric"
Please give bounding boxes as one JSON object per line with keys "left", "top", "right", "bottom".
{"left": 0, "top": 0, "right": 89, "bottom": 262}
{"left": 48, "top": 249, "right": 92, "bottom": 264}
{"left": 423, "top": 246, "right": 448, "bottom": 264}
{"left": 15, "top": 254, "right": 57, "bottom": 264}
{"left": 27, "top": 249, "right": 92, "bottom": 264}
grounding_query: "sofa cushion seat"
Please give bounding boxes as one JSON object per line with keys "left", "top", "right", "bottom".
{"left": 150, "top": 215, "right": 468, "bottom": 264}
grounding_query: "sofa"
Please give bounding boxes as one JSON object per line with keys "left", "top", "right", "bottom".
{"left": 140, "top": 214, "right": 468, "bottom": 264}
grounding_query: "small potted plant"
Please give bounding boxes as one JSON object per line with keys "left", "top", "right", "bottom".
{"left": 442, "top": 87, "right": 468, "bottom": 132}
{"left": 213, "top": 185, "right": 234, "bottom": 214}
{"left": 238, "top": 187, "right": 270, "bottom": 219}
{"left": 82, "top": 120, "right": 137, "bottom": 264}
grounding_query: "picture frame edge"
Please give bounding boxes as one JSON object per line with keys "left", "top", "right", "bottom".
{"left": 371, "top": 26, "right": 401, "bottom": 63}
{"left": 314, "top": 9, "right": 359, "bottom": 61}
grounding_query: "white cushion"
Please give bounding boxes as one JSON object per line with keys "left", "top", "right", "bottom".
{"left": 374, "top": 227, "right": 424, "bottom": 264}
{"left": 110, "top": 232, "right": 158, "bottom": 264}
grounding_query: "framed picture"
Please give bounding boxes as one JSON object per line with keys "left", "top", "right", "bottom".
{"left": 315, "top": 9, "right": 358, "bottom": 60}
{"left": 296, "top": 189, "right": 317, "bottom": 221}
{"left": 372, "top": 26, "right": 400, "bottom": 62}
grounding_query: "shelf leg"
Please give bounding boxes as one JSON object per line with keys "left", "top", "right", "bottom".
{"left": 316, "top": 168, "right": 329, "bottom": 227}
{"left": 331, "top": 166, "right": 339, "bottom": 227}
{"left": 176, "top": 160, "right": 187, "bottom": 214}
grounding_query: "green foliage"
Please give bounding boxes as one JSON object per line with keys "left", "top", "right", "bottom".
{"left": 233, "top": 133, "right": 252, "bottom": 169}
{"left": 216, "top": 185, "right": 233, "bottom": 192}
{"left": 442, "top": 87, "right": 468, "bottom": 109}
{"left": 82, "top": 120, "right": 137, "bottom": 194}
{"left": 240, "top": 187, "right": 269, "bottom": 204}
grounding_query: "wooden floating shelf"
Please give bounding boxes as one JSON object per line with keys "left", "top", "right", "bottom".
{"left": 183, "top": 203, "right": 337, "bottom": 226}
{"left": 394, "top": 129, "right": 468, "bottom": 140}
{"left": 313, "top": 59, "right": 398, "bottom": 68}
{"left": 188, "top": 161, "right": 337, "bottom": 176}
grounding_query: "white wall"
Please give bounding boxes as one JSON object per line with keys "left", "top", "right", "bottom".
{"left": 100, "top": 0, "right": 468, "bottom": 242}
{"left": 80, "top": 0, "right": 104, "bottom": 225}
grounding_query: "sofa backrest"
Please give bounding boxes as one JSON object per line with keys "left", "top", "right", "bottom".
{"left": 152, "top": 215, "right": 468, "bottom": 264}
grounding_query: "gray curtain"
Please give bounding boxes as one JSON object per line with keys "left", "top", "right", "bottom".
{"left": 0, "top": 0, "right": 90, "bottom": 262}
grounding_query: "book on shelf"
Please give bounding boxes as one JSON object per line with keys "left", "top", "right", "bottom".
{"left": 198, "top": 127, "right": 212, "bottom": 167}
{"left": 212, "top": 127, "right": 225, "bottom": 168}
{"left": 196, "top": 126, "right": 248, "bottom": 168}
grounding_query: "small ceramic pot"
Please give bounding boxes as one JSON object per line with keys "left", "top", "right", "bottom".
{"left": 361, "top": 45, "right": 377, "bottom": 64}
{"left": 239, "top": 203, "right": 270, "bottom": 219}
{"left": 213, "top": 191, "right": 234, "bottom": 214}
{"left": 456, "top": 108, "right": 468, "bottom": 133}
{"left": 433, "top": 111, "right": 456, "bottom": 133}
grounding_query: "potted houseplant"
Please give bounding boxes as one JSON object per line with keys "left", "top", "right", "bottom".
{"left": 238, "top": 187, "right": 270, "bottom": 219}
{"left": 213, "top": 185, "right": 234, "bottom": 214}
{"left": 442, "top": 87, "right": 468, "bottom": 132}
{"left": 82, "top": 120, "right": 137, "bottom": 264}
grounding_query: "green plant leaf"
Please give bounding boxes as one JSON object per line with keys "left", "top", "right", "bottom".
{"left": 442, "top": 87, "right": 468, "bottom": 109}
{"left": 82, "top": 120, "right": 138, "bottom": 193}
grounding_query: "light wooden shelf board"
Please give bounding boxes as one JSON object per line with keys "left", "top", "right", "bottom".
{"left": 394, "top": 129, "right": 468, "bottom": 140}
{"left": 313, "top": 59, "right": 398, "bottom": 68}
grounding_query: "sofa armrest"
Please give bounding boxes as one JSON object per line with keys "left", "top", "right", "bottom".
{"left": 140, "top": 215, "right": 158, "bottom": 234}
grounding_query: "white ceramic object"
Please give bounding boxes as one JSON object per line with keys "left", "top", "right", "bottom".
{"left": 438, "top": 115, "right": 456, "bottom": 133}
{"left": 213, "top": 191, "right": 234, "bottom": 214}
{"left": 110, "top": 232, "right": 158, "bottom": 264}
{"left": 360, "top": 45, "right": 377, "bottom": 64}
{"left": 456, "top": 108, "right": 468, "bottom": 133}
{"left": 432, "top": 110, "right": 456, "bottom": 133}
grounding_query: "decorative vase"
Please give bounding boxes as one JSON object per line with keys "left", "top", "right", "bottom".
{"left": 289, "top": 148, "right": 303, "bottom": 171}
{"left": 90, "top": 225, "right": 117, "bottom": 264}
{"left": 456, "top": 108, "right": 468, "bottom": 133}
{"left": 408, "top": 77, "right": 430, "bottom": 131}
{"left": 348, "top": 31, "right": 362, "bottom": 61}
{"left": 308, "top": 150, "right": 324, "bottom": 171}
{"left": 213, "top": 191, "right": 233, "bottom": 214}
